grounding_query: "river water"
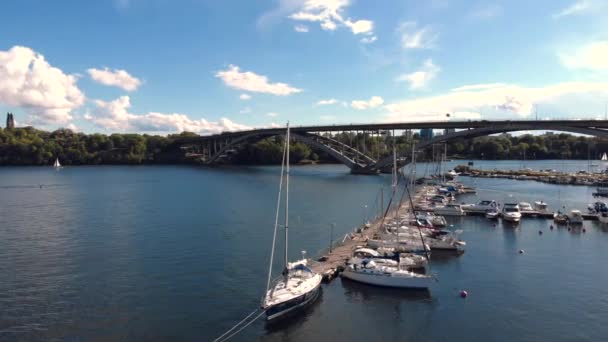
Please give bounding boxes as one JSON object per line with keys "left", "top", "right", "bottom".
{"left": 1, "top": 161, "right": 607, "bottom": 341}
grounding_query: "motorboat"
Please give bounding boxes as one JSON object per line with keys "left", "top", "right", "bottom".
{"left": 501, "top": 203, "right": 522, "bottom": 223}
{"left": 433, "top": 204, "right": 466, "bottom": 216}
{"left": 599, "top": 212, "right": 608, "bottom": 224}
{"left": 554, "top": 212, "right": 568, "bottom": 225}
{"left": 463, "top": 200, "right": 498, "bottom": 213}
{"left": 424, "top": 230, "right": 466, "bottom": 252}
{"left": 416, "top": 212, "right": 447, "bottom": 227}
{"left": 567, "top": 210, "right": 584, "bottom": 225}
{"left": 533, "top": 201, "right": 548, "bottom": 212}
{"left": 588, "top": 201, "right": 608, "bottom": 214}
{"left": 485, "top": 209, "right": 499, "bottom": 219}
{"left": 341, "top": 258, "right": 433, "bottom": 289}
{"left": 518, "top": 202, "right": 534, "bottom": 212}
{"left": 262, "top": 124, "right": 322, "bottom": 321}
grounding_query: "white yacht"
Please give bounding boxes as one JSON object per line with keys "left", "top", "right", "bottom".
{"left": 433, "top": 204, "right": 466, "bottom": 216}
{"left": 502, "top": 203, "right": 522, "bottom": 223}
{"left": 262, "top": 124, "right": 322, "bottom": 321}
{"left": 518, "top": 202, "right": 534, "bottom": 213}
{"left": 463, "top": 200, "right": 497, "bottom": 213}
{"left": 567, "top": 210, "right": 584, "bottom": 226}
{"left": 342, "top": 258, "right": 433, "bottom": 289}
{"left": 533, "top": 201, "right": 548, "bottom": 212}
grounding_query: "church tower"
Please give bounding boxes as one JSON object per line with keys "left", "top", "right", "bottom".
{"left": 6, "top": 112, "right": 15, "bottom": 129}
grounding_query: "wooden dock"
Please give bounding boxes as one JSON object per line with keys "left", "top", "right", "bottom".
{"left": 309, "top": 185, "right": 431, "bottom": 282}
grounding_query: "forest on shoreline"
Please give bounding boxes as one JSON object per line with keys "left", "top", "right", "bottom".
{"left": 2, "top": 126, "right": 608, "bottom": 166}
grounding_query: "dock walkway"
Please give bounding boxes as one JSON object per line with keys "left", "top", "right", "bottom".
{"left": 310, "top": 186, "right": 430, "bottom": 282}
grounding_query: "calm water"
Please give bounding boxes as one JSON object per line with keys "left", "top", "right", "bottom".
{"left": 1, "top": 162, "right": 608, "bottom": 341}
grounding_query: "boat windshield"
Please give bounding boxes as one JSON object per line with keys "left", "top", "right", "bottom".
{"left": 504, "top": 207, "right": 519, "bottom": 213}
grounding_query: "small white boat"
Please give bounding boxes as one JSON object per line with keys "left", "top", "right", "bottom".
{"left": 598, "top": 212, "right": 608, "bottom": 224}
{"left": 518, "top": 202, "right": 534, "bottom": 212}
{"left": 53, "top": 158, "right": 61, "bottom": 168}
{"left": 485, "top": 209, "right": 499, "bottom": 219}
{"left": 502, "top": 203, "right": 522, "bottom": 223}
{"left": 341, "top": 259, "right": 433, "bottom": 289}
{"left": 533, "top": 201, "right": 548, "bottom": 212}
{"left": 434, "top": 204, "right": 466, "bottom": 216}
{"left": 463, "top": 200, "right": 498, "bottom": 213}
{"left": 567, "top": 210, "right": 584, "bottom": 225}
{"left": 602, "top": 152, "right": 607, "bottom": 161}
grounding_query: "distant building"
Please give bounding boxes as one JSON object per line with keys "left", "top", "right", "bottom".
{"left": 420, "top": 128, "right": 434, "bottom": 141}
{"left": 6, "top": 112, "right": 15, "bottom": 129}
{"left": 444, "top": 128, "right": 455, "bottom": 136}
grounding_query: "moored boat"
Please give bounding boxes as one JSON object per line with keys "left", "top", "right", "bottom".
{"left": 341, "top": 258, "right": 433, "bottom": 289}
{"left": 502, "top": 203, "right": 522, "bottom": 223}
{"left": 262, "top": 124, "right": 322, "bottom": 321}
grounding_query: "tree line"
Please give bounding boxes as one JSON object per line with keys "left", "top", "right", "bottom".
{"left": 1, "top": 127, "right": 608, "bottom": 166}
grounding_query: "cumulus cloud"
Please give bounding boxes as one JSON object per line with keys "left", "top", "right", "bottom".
{"left": 384, "top": 81, "right": 608, "bottom": 122}
{"left": 239, "top": 93, "right": 251, "bottom": 100}
{"left": 398, "top": 22, "right": 438, "bottom": 49}
{"left": 553, "top": 0, "right": 591, "bottom": 19}
{"left": 87, "top": 67, "right": 142, "bottom": 91}
{"left": 0, "top": 45, "right": 85, "bottom": 125}
{"left": 397, "top": 59, "right": 440, "bottom": 90}
{"left": 294, "top": 24, "right": 309, "bottom": 33}
{"left": 216, "top": 64, "right": 302, "bottom": 96}
{"left": 559, "top": 41, "right": 608, "bottom": 70}
{"left": 316, "top": 98, "right": 338, "bottom": 106}
{"left": 289, "top": 0, "right": 374, "bottom": 36}
{"left": 87, "top": 96, "right": 250, "bottom": 134}
{"left": 351, "top": 96, "right": 384, "bottom": 110}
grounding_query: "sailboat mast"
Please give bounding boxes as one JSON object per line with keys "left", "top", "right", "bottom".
{"left": 284, "top": 123, "right": 290, "bottom": 273}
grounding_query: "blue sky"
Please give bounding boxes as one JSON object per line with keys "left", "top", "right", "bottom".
{"left": 1, "top": 0, "right": 608, "bottom": 134}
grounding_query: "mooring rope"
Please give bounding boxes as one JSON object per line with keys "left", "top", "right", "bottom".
{"left": 213, "top": 309, "right": 266, "bottom": 342}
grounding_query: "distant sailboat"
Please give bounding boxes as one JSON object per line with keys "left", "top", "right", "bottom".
{"left": 53, "top": 158, "right": 61, "bottom": 168}
{"left": 602, "top": 153, "right": 607, "bottom": 161}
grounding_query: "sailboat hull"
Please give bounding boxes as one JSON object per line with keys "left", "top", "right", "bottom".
{"left": 341, "top": 269, "right": 432, "bottom": 289}
{"left": 265, "top": 282, "right": 321, "bottom": 321}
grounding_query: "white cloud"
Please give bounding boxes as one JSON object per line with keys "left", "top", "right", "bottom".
{"left": 66, "top": 123, "right": 80, "bottom": 132}
{"left": 351, "top": 96, "right": 384, "bottom": 110}
{"left": 397, "top": 59, "right": 440, "bottom": 90}
{"left": 316, "top": 98, "right": 338, "bottom": 106}
{"left": 87, "top": 67, "right": 142, "bottom": 91}
{"left": 320, "top": 115, "right": 336, "bottom": 120}
{"left": 384, "top": 81, "right": 608, "bottom": 121}
{"left": 87, "top": 96, "right": 250, "bottom": 134}
{"left": 398, "top": 22, "right": 438, "bottom": 49}
{"left": 239, "top": 93, "right": 251, "bottom": 100}
{"left": 0, "top": 46, "right": 85, "bottom": 125}
{"left": 267, "top": 112, "right": 279, "bottom": 117}
{"left": 239, "top": 107, "right": 252, "bottom": 114}
{"left": 559, "top": 41, "right": 608, "bottom": 70}
{"left": 451, "top": 83, "right": 507, "bottom": 92}
{"left": 216, "top": 64, "right": 302, "bottom": 96}
{"left": 289, "top": 0, "right": 374, "bottom": 36}
{"left": 553, "top": 0, "right": 591, "bottom": 19}
{"left": 360, "top": 35, "right": 377, "bottom": 44}
{"left": 294, "top": 24, "right": 309, "bottom": 33}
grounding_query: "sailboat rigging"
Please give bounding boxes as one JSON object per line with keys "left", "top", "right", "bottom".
{"left": 261, "top": 123, "right": 322, "bottom": 321}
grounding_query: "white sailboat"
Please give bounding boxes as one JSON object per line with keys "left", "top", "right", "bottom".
{"left": 262, "top": 124, "right": 322, "bottom": 321}
{"left": 602, "top": 152, "right": 607, "bottom": 161}
{"left": 53, "top": 158, "right": 61, "bottom": 169}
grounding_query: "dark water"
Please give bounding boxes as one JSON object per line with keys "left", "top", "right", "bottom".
{"left": 1, "top": 162, "right": 608, "bottom": 341}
